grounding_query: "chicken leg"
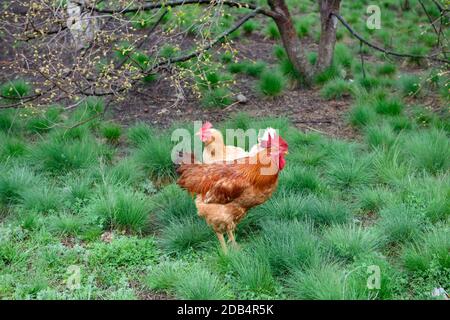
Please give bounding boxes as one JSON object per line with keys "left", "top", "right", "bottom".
{"left": 216, "top": 232, "right": 228, "bottom": 254}
{"left": 227, "top": 230, "right": 239, "bottom": 249}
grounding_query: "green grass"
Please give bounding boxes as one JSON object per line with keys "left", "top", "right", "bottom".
{"left": 254, "top": 220, "right": 320, "bottom": 274}
{"left": 1, "top": 0, "right": 448, "bottom": 301}
{"left": 354, "top": 186, "right": 394, "bottom": 213}
{"left": 31, "top": 136, "right": 102, "bottom": 173}
{"left": 286, "top": 262, "right": 367, "bottom": 300}
{"left": 401, "top": 129, "right": 449, "bottom": 174}
{"left": 364, "top": 122, "right": 397, "bottom": 149}
{"left": 402, "top": 225, "right": 450, "bottom": 273}
{"left": 145, "top": 260, "right": 186, "bottom": 292}
{"left": 242, "top": 20, "right": 259, "bottom": 34}
{"left": 0, "top": 80, "right": 31, "bottom": 100}
{"left": 376, "top": 63, "right": 397, "bottom": 76}
{"left": 0, "top": 166, "right": 36, "bottom": 205}
{"left": 175, "top": 267, "right": 231, "bottom": 299}
{"left": 158, "top": 217, "right": 215, "bottom": 254}
{"left": 19, "top": 186, "right": 62, "bottom": 214}
{"left": 278, "top": 166, "right": 322, "bottom": 194}
{"left": 326, "top": 152, "right": 374, "bottom": 189}
{"left": 127, "top": 122, "right": 154, "bottom": 147}
{"left": 348, "top": 103, "right": 377, "bottom": 128}
{"left": 26, "top": 106, "right": 62, "bottom": 133}
{"left": 374, "top": 97, "right": 404, "bottom": 116}
{"left": 244, "top": 61, "right": 266, "bottom": 78}
{"left": 86, "top": 187, "right": 151, "bottom": 233}
{"left": 398, "top": 74, "right": 421, "bottom": 97}
{"left": 265, "top": 22, "right": 280, "bottom": 39}
{"left": 134, "top": 134, "right": 175, "bottom": 180}
{"left": 201, "top": 87, "right": 233, "bottom": 108}
{"left": 101, "top": 122, "right": 122, "bottom": 143}
{"left": 258, "top": 71, "right": 284, "bottom": 96}
{"left": 320, "top": 79, "right": 353, "bottom": 100}
{"left": 376, "top": 205, "right": 425, "bottom": 246}
{"left": 228, "top": 250, "right": 275, "bottom": 294}
{"left": 323, "top": 224, "right": 382, "bottom": 261}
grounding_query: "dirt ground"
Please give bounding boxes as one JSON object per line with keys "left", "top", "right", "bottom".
{"left": 112, "top": 33, "right": 357, "bottom": 139}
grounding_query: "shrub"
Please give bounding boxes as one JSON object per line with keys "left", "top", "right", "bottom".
{"left": 258, "top": 71, "right": 284, "bottom": 96}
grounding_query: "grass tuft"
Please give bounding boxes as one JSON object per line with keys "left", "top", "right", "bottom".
{"left": 258, "top": 71, "right": 284, "bottom": 96}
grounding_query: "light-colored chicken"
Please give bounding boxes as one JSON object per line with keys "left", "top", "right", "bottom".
{"left": 196, "top": 122, "right": 248, "bottom": 163}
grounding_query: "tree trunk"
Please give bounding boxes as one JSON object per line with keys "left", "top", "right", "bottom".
{"left": 316, "top": 0, "right": 341, "bottom": 73}
{"left": 267, "top": 0, "right": 314, "bottom": 84}
{"left": 401, "top": 0, "right": 411, "bottom": 11}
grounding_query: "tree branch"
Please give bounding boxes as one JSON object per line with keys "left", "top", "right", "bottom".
{"left": 331, "top": 12, "right": 450, "bottom": 64}
{"left": 78, "top": 0, "right": 278, "bottom": 19}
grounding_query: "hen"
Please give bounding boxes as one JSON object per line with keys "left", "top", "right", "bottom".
{"left": 196, "top": 122, "right": 248, "bottom": 163}
{"left": 177, "top": 133, "right": 289, "bottom": 253}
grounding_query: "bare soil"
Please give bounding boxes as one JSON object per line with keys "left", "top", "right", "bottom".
{"left": 112, "top": 33, "right": 357, "bottom": 139}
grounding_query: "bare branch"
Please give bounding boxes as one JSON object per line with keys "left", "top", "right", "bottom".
{"left": 332, "top": 12, "right": 450, "bottom": 65}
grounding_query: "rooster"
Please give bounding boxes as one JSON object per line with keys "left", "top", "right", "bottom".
{"left": 177, "top": 133, "right": 289, "bottom": 253}
{"left": 196, "top": 122, "right": 249, "bottom": 163}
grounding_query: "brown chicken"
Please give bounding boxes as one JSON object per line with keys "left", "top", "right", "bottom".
{"left": 176, "top": 133, "right": 289, "bottom": 253}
